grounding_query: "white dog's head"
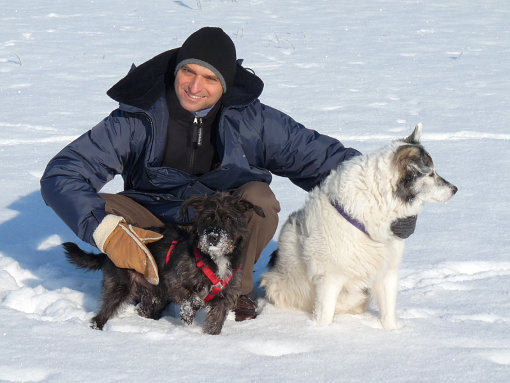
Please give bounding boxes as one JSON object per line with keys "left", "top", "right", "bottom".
{"left": 393, "top": 124, "right": 458, "bottom": 204}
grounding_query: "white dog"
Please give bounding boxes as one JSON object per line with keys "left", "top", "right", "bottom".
{"left": 261, "top": 124, "right": 457, "bottom": 330}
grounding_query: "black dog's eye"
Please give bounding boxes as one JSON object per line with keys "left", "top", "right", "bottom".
{"left": 223, "top": 216, "right": 235, "bottom": 224}
{"left": 204, "top": 215, "right": 214, "bottom": 223}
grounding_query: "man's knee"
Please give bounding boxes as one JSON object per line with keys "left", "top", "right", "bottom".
{"left": 234, "top": 182, "right": 281, "bottom": 216}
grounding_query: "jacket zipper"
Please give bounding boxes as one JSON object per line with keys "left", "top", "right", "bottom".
{"left": 188, "top": 114, "right": 203, "bottom": 173}
{"left": 192, "top": 115, "right": 204, "bottom": 148}
{"left": 140, "top": 109, "right": 204, "bottom": 175}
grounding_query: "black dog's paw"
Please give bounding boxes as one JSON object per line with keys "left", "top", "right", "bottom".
{"left": 203, "top": 307, "right": 228, "bottom": 335}
{"left": 180, "top": 295, "right": 203, "bottom": 325}
{"left": 179, "top": 301, "right": 195, "bottom": 325}
{"left": 136, "top": 295, "right": 167, "bottom": 320}
{"left": 136, "top": 306, "right": 152, "bottom": 319}
{"left": 136, "top": 305, "right": 160, "bottom": 319}
{"left": 203, "top": 322, "right": 222, "bottom": 335}
{"left": 90, "top": 317, "right": 105, "bottom": 330}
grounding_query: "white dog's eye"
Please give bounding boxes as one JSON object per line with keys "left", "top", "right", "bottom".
{"left": 429, "top": 171, "right": 435, "bottom": 177}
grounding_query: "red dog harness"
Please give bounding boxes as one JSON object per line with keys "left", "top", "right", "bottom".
{"left": 165, "top": 241, "right": 241, "bottom": 302}
{"left": 165, "top": 240, "right": 179, "bottom": 264}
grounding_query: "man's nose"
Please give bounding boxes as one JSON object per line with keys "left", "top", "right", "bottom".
{"left": 188, "top": 76, "right": 203, "bottom": 93}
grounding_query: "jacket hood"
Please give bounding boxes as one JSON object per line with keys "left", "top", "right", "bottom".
{"left": 106, "top": 49, "right": 264, "bottom": 110}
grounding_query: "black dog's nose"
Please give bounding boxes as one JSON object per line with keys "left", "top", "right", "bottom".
{"left": 451, "top": 185, "right": 458, "bottom": 194}
{"left": 207, "top": 232, "right": 220, "bottom": 245}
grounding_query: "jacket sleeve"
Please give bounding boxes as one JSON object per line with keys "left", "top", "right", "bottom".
{"left": 259, "top": 103, "right": 360, "bottom": 191}
{"left": 40, "top": 109, "right": 145, "bottom": 245}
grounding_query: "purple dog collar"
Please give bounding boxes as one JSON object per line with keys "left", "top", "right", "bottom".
{"left": 332, "top": 202, "right": 369, "bottom": 236}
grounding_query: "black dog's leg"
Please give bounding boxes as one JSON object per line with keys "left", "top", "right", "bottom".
{"left": 92, "top": 290, "right": 130, "bottom": 330}
{"left": 203, "top": 299, "right": 230, "bottom": 335}
{"left": 91, "top": 273, "right": 131, "bottom": 330}
{"left": 165, "top": 280, "right": 204, "bottom": 326}
{"left": 203, "top": 276, "right": 242, "bottom": 334}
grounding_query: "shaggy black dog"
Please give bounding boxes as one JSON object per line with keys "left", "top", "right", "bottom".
{"left": 63, "top": 192, "right": 264, "bottom": 335}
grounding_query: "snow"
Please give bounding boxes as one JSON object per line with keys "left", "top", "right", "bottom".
{"left": 1, "top": 0, "right": 509, "bottom": 382}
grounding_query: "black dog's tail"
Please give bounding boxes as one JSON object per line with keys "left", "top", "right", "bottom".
{"left": 63, "top": 242, "right": 106, "bottom": 271}
{"left": 267, "top": 249, "right": 278, "bottom": 269}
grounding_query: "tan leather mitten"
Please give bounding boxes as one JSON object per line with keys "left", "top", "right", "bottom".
{"left": 93, "top": 215, "right": 163, "bottom": 285}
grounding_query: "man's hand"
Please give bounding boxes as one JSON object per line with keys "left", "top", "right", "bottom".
{"left": 93, "top": 215, "right": 163, "bottom": 285}
{"left": 391, "top": 215, "right": 418, "bottom": 239}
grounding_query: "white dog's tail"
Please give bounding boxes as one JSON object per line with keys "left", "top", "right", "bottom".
{"left": 261, "top": 250, "right": 314, "bottom": 313}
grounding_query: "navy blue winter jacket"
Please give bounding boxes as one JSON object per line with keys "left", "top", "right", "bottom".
{"left": 40, "top": 49, "right": 359, "bottom": 246}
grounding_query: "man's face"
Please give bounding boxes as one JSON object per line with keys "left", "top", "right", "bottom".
{"left": 174, "top": 63, "right": 223, "bottom": 112}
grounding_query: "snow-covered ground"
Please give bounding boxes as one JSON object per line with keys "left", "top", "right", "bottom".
{"left": 1, "top": 1, "right": 509, "bottom": 382}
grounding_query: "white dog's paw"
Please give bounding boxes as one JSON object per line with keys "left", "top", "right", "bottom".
{"left": 313, "top": 310, "right": 334, "bottom": 327}
{"left": 380, "top": 317, "right": 403, "bottom": 331}
{"left": 314, "top": 318, "right": 333, "bottom": 327}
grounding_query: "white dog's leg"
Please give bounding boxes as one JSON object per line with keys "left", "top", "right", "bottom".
{"left": 313, "top": 274, "right": 344, "bottom": 326}
{"left": 373, "top": 268, "right": 401, "bottom": 330}
{"left": 335, "top": 288, "right": 369, "bottom": 315}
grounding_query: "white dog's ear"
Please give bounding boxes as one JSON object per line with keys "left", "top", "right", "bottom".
{"left": 408, "top": 160, "right": 432, "bottom": 175}
{"left": 404, "top": 123, "right": 422, "bottom": 144}
{"left": 393, "top": 141, "right": 432, "bottom": 180}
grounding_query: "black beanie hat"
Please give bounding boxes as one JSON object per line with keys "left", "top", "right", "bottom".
{"left": 175, "top": 27, "right": 237, "bottom": 94}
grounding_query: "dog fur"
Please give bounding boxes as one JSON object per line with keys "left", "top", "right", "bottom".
{"left": 64, "top": 192, "right": 264, "bottom": 335}
{"left": 260, "top": 124, "right": 457, "bottom": 330}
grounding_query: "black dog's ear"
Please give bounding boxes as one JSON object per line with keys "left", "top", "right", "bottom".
{"left": 240, "top": 200, "right": 266, "bottom": 218}
{"left": 252, "top": 204, "right": 266, "bottom": 218}
{"left": 179, "top": 194, "right": 207, "bottom": 221}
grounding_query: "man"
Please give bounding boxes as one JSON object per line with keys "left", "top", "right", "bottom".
{"left": 41, "top": 27, "right": 415, "bottom": 322}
